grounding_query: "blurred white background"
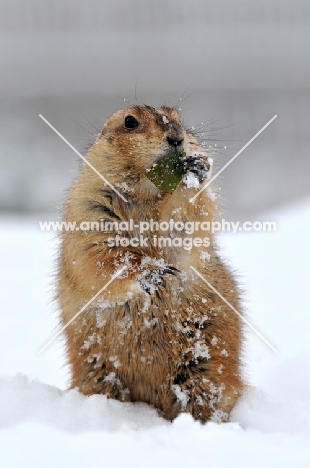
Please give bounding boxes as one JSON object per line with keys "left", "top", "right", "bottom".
{"left": 1, "top": 0, "right": 309, "bottom": 219}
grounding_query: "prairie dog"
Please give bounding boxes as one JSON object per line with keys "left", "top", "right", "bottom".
{"left": 58, "top": 104, "right": 244, "bottom": 422}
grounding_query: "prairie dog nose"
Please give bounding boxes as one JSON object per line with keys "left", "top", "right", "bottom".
{"left": 166, "top": 123, "right": 184, "bottom": 147}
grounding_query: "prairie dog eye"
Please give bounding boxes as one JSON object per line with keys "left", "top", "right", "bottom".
{"left": 124, "top": 115, "right": 139, "bottom": 129}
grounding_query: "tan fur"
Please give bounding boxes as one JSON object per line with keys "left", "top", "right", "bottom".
{"left": 58, "top": 105, "right": 244, "bottom": 422}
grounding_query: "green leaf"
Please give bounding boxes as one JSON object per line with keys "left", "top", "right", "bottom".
{"left": 146, "top": 152, "right": 187, "bottom": 193}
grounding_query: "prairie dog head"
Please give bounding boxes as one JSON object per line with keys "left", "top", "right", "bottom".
{"left": 90, "top": 105, "right": 201, "bottom": 175}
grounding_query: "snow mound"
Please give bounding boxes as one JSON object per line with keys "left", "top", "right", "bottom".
{"left": 232, "top": 387, "right": 310, "bottom": 435}
{"left": 1, "top": 374, "right": 310, "bottom": 438}
{"left": 0, "top": 374, "right": 165, "bottom": 433}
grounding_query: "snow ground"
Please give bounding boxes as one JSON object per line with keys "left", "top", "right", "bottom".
{"left": 1, "top": 200, "right": 310, "bottom": 467}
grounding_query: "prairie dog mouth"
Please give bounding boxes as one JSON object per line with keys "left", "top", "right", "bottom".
{"left": 153, "top": 149, "right": 186, "bottom": 166}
